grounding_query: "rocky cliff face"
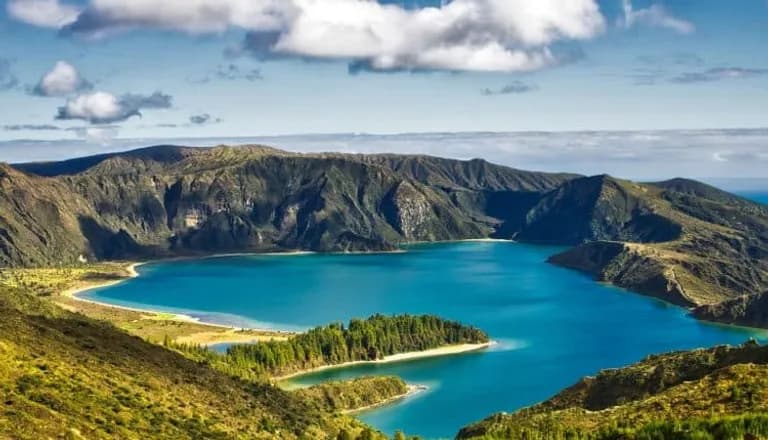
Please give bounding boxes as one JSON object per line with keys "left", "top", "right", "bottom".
{"left": 692, "top": 291, "right": 768, "bottom": 327}
{"left": 518, "top": 175, "right": 682, "bottom": 244}
{"left": 2, "top": 145, "right": 569, "bottom": 265}
{"left": 0, "top": 164, "right": 95, "bottom": 266}
{"left": 382, "top": 181, "right": 435, "bottom": 241}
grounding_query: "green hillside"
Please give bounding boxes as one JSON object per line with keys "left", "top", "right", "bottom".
{"left": 457, "top": 342, "right": 768, "bottom": 440}
{"left": 0, "top": 284, "right": 395, "bottom": 439}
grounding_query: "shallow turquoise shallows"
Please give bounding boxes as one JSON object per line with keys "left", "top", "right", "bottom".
{"left": 83, "top": 242, "right": 767, "bottom": 439}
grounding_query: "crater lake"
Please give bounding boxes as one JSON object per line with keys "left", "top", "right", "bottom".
{"left": 81, "top": 241, "right": 767, "bottom": 439}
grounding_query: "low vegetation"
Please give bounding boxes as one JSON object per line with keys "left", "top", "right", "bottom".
{"left": 457, "top": 341, "right": 768, "bottom": 439}
{"left": 0, "top": 284, "right": 394, "bottom": 439}
{"left": 0, "top": 263, "right": 129, "bottom": 296}
{"left": 293, "top": 376, "right": 409, "bottom": 413}
{"left": 595, "top": 414, "right": 768, "bottom": 440}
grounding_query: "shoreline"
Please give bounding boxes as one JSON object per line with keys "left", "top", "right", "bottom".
{"left": 59, "top": 240, "right": 507, "bottom": 334}
{"left": 60, "top": 240, "right": 768, "bottom": 343}
{"left": 60, "top": 260, "right": 297, "bottom": 343}
{"left": 63, "top": 265, "right": 498, "bottom": 380}
{"left": 276, "top": 341, "right": 496, "bottom": 382}
{"left": 343, "top": 384, "right": 429, "bottom": 415}
{"left": 61, "top": 262, "right": 235, "bottom": 330}
{"left": 402, "top": 238, "right": 515, "bottom": 246}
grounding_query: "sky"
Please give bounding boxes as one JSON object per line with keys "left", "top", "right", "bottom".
{"left": 0, "top": 0, "right": 766, "bottom": 182}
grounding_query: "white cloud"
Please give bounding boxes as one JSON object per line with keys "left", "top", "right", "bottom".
{"left": 65, "top": 0, "right": 295, "bottom": 35}
{"left": 57, "top": 91, "right": 127, "bottom": 123}
{"left": 33, "top": 61, "right": 92, "bottom": 96}
{"left": 27, "top": 0, "right": 606, "bottom": 73}
{"left": 256, "top": 0, "right": 603, "bottom": 72}
{"left": 68, "top": 126, "right": 119, "bottom": 144}
{"left": 620, "top": 0, "right": 694, "bottom": 34}
{"left": 6, "top": 0, "right": 80, "bottom": 28}
{"left": 56, "top": 91, "right": 172, "bottom": 124}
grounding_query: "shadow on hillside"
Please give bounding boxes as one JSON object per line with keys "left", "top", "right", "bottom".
{"left": 78, "top": 217, "right": 154, "bottom": 260}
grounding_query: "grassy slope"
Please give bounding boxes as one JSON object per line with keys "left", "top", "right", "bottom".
{"left": 293, "top": 376, "right": 409, "bottom": 413}
{"left": 0, "top": 285, "right": 386, "bottom": 440}
{"left": 546, "top": 176, "right": 768, "bottom": 311}
{"left": 457, "top": 342, "right": 768, "bottom": 439}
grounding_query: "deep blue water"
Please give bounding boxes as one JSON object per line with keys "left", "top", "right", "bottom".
{"left": 741, "top": 192, "right": 768, "bottom": 205}
{"left": 83, "top": 242, "right": 767, "bottom": 439}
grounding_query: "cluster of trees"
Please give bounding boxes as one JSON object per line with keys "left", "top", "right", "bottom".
{"left": 224, "top": 314, "right": 488, "bottom": 376}
{"left": 167, "top": 313, "right": 487, "bottom": 382}
{"left": 167, "top": 314, "right": 488, "bottom": 378}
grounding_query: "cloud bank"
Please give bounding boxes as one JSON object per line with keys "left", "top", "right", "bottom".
{"left": 6, "top": 0, "right": 80, "bottom": 28}
{"left": 11, "top": 0, "right": 606, "bottom": 73}
{"left": 56, "top": 91, "right": 172, "bottom": 123}
{"left": 620, "top": 0, "right": 694, "bottom": 34}
{"left": 32, "top": 60, "right": 93, "bottom": 96}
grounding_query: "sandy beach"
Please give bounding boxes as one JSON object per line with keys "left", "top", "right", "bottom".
{"left": 60, "top": 261, "right": 212, "bottom": 326}
{"left": 57, "top": 261, "right": 292, "bottom": 346}
{"left": 276, "top": 341, "right": 496, "bottom": 382}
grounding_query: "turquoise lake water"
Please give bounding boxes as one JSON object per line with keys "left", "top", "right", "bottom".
{"left": 82, "top": 241, "right": 768, "bottom": 439}
{"left": 743, "top": 192, "right": 768, "bottom": 205}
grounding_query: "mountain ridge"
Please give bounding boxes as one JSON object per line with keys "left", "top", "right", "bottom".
{"left": 2, "top": 144, "right": 767, "bottom": 328}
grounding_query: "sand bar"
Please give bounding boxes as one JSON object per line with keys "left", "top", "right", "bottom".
{"left": 276, "top": 341, "right": 496, "bottom": 382}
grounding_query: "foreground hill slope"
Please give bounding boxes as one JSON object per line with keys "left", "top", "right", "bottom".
{"left": 0, "top": 285, "right": 379, "bottom": 439}
{"left": 3, "top": 144, "right": 768, "bottom": 327}
{"left": 457, "top": 341, "right": 768, "bottom": 440}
